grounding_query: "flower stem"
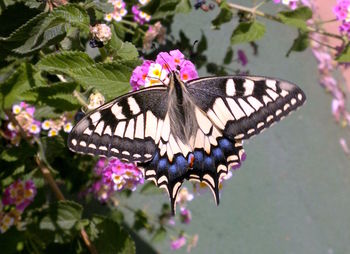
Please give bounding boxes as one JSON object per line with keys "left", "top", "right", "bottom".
{"left": 224, "top": 1, "right": 344, "bottom": 41}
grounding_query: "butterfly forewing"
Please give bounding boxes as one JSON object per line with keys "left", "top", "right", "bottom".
{"left": 68, "top": 86, "right": 168, "bottom": 163}
{"left": 186, "top": 75, "right": 306, "bottom": 140}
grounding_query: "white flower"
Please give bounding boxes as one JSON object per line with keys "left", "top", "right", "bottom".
{"left": 63, "top": 122, "right": 73, "bottom": 133}
{"left": 48, "top": 129, "right": 58, "bottom": 137}
{"left": 28, "top": 123, "right": 40, "bottom": 134}
{"left": 41, "top": 120, "right": 52, "bottom": 130}
{"left": 145, "top": 63, "right": 169, "bottom": 87}
{"left": 12, "top": 104, "right": 22, "bottom": 115}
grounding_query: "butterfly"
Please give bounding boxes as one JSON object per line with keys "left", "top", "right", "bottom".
{"left": 68, "top": 70, "right": 306, "bottom": 214}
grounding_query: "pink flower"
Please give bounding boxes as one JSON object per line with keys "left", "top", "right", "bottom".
{"left": 273, "top": 0, "right": 299, "bottom": 9}
{"left": 132, "top": 5, "right": 151, "bottom": 25}
{"left": 130, "top": 50, "right": 198, "bottom": 90}
{"left": 180, "top": 207, "right": 192, "bottom": 224}
{"left": 90, "top": 158, "right": 144, "bottom": 201}
{"left": 143, "top": 22, "right": 166, "bottom": 50}
{"left": 171, "top": 236, "right": 186, "bottom": 250}
{"left": 130, "top": 60, "right": 153, "bottom": 90}
{"left": 2, "top": 179, "right": 37, "bottom": 212}
{"left": 237, "top": 49, "right": 248, "bottom": 66}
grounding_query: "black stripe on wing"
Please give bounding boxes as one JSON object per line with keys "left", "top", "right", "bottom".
{"left": 186, "top": 76, "right": 306, "bottom": 140}
{"left": 68, "top": 86, "right": 168, "bottom": 163}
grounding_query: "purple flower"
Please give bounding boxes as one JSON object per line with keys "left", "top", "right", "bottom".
{"left": 2, "top": 179, "right": 37, "bottom": 212}
{"left": 171, "top": 236, "right": 186, "bottom": 250}
{"left": 179, "top": 60, "right": 198, "bottom": 81}
{"left": 130, "top": 60, "right": 152, "bottom": 90}
{"left": 130, "top": 50, "right": 198, "bottom": 89}
{"left": 237, "top": 49, "right": 248, "bottom": 66}
{"left": 90, "top": 158, "right": 144, "bottom": 201}
{"left": 132, "top": 5, "right": 151, "bottom": 25}
{"left": 333, "top": 0, "right": 350, "bottom": 21}
{"left": 180, "top": 207, "right": 192, "bottom": 224}
{"left": 273, "top": 0, "right": 299, "bottom": 9}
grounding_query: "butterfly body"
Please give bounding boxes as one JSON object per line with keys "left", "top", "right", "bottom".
{"left": 68, "top": 71, "right": 306, "bottom": 214}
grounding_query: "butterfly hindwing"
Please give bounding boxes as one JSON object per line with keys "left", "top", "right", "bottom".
{"left": 186, "top": 75, "right": 306, "bottom": 140}
{"left": 68, "top": 86, "right": 168, "bottom": 163}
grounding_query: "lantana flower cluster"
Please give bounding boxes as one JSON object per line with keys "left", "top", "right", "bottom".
{"left": 143, "top": 21, "right": 166, "bottom": 50}
{"left": 90, "top": 158, "right": 144, "bottom": 202}
{"left": 4, "top": 102, "right": 41, "bottom": 145}
{"left": 105, "top": 0, "right": 127, "bottom": 22}
{"left": 333, "top": 0, "right": 350, "bottom": 36}
{"left": 273, "top": 0, "right": 299, "bottom": 9}
{"left": 105, "top": 0, "right": 152, "bottom": 25}
{"left": 130, "top": 50, "right": 198, "bottom": 90}
{"left": 41, "top": 113, "right": 73, "bottom": 137}
{"left": 132, "top": 5, "right": 151, "bottom": 25}
{"left": 0, "top": 179, "right": 37, "bottom": 233}
{"left": 90, "top": 24, "right": 112, "bottom": 44}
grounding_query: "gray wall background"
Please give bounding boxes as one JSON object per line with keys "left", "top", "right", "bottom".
{"left": 127, "top": 2, "right": 350, "bottom": 253}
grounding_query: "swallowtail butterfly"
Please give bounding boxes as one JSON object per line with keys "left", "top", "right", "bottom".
{"left": 68, "top": 71, "right": 306, "bottom": 214}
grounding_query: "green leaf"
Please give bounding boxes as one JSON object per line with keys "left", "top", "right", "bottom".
{"left": 231, "top": 21, "right": 266, "bottom": 45}
{"left": 0, "top": 4, "right": 89, "bottom": 55}
{"left": 151, "top": 227, "right": 166, "bottom": 243}
{"left": 68, "top": 60, "right": 140, "bottom": 100}
{"left": 91, "top": 217, "right": 136, "bottom": 254}
{"left": 212, "top": 1, "right": 233, "bottom": 28}
{"left": 142, "top": 0, "right": 182, "bottom": 19}
{"left": 0, "top": 63, "right": 45, "bottom": 108}
{"left": 286, "top": 31, "right": 309, "bottom": 56}
{"left": 175, "top": 0, "right": 192, "bottom": 13}
{"left": 277, "top": 6, "right": 313, "bottom": 31}
{"left": 140, "top": 182, "right": 162, "bottom": 195}
{"left": 336, "top": 44, "right": 350, "bottom": 62}
{"left": 133, "top": 210, "right": 151, "bottom": 232}
{"left": 40, "top": 200, "right": 83, "bottom": 232}
{"left": 223, "top": 47, "right": 234, "bottom": 65}
{"left": 37, "top": 51, "right": 140, "bottom": 100}
{"left": 36, "top": 51, "right": 94, "bottom": 73}
{"left": 197, "top": 32, "right": 207, "bottom": 54}
{"left": 24, "top": 82, "right": 80, "bottom": 112}
{"left": 0, "top": 2, "right": 40, "bottom": 38}
{"left": 107, "top": 27, "right": 139, "bottom": 60}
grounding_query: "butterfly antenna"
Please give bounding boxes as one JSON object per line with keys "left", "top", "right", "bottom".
{"left": 145, "top": 74, "right": 166, "bottom": 86}
{"left": 158, "top": 53, "right": 172, "bottom": 73}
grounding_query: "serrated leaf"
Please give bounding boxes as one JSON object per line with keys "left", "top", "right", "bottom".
{"left": 116, "top": 42, "right": 139, "bottom": 60}
{"left": 0, "top": 63, "right": 45, "bottom": 108}
{"left": 142, "top": 0, "right": 181, "bottom": 19}
{"left": 24, "top": 82, "right": 80, "bottom": 112}
{"left": 286, "top": 31, "right": 309, "bottom": 56}
{"left": 71, "top": 60, "right": 140, "bottom": 100}
{"left": 0, "top": 2, "right": 40, "bottom": 37}
{"left": 37, "top": 51, "right": 94, "bottom": 73}
{"left": 231, "top": 21, "right": 266, "bottom": 45}
{"left": 0, "top": 4, "right": 89, "bottom": 55}
{"left": 91, "top": 216, "right": 136, "bottom": 254}
{"left": 277, "top": 6, "right": 313, "bottom": 31}
{"left": 336, "top": 44, "right": 350, "bottom": 62}
{"left": 40, "top": 200, "right": 83, "bottom": 232}
{"left": 212, "top": 1, "right": 233, "bottom": 28}
{"left": 41, "top": 136, "right": 66, "bottom": 163}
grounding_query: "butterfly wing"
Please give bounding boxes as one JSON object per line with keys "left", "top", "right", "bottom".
{"left": 68, "top": 86, "right": 168, "bottom": 163}
{"left": 184, "top": 75, "right": 306, "bottom": 204}
{"left": 186, "top": 75, "right": 306, "bottom": 140}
